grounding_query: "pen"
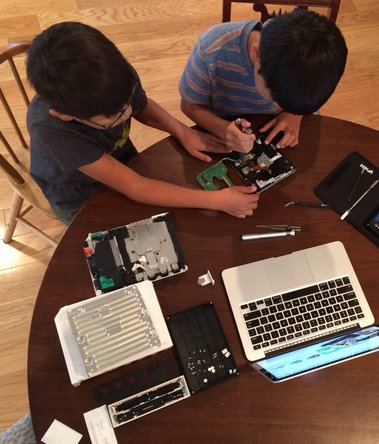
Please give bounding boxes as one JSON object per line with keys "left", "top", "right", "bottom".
{"left": 341, "top": 179, "right": 379, "bottom": 220}
{"left": 241, "top": 229, "right": 296, "bottom": 240}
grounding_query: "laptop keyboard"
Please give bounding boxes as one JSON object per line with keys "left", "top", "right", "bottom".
{"left": 240, "top": 276, "right": 365, "bottom": 351}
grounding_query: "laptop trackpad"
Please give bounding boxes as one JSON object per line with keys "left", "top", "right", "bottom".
{"left": 264, "top": 251, "right": 315, "bottom": 294}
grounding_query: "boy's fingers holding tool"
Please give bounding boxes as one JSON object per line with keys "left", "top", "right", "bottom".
{"left": 228, "top": 118, "right": 255, "bottom": 152}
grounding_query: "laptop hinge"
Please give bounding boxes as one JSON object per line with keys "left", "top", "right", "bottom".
{"left": 263, "top": 324, "right": 361, "bottom": 359}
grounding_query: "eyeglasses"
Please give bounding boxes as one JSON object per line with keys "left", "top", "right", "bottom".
{"left": 79, "top": 81, "right": 139, "bottom": 130}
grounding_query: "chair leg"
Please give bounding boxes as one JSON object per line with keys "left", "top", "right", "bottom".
{"left": 3, "top": 192, "right": 58, "bottom": 246}
{"left": 3, "top": 191, "right": 23, "bottom": 243}
{"left": 17, "top": 216, "right": 58, "bottom": 246}
{"left": 222, "top": 0, "right": 232, "bottom": 22}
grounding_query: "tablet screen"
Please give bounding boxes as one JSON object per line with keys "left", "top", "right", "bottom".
{"left": 253, "top": 326, "right": 379, "bottom": 382}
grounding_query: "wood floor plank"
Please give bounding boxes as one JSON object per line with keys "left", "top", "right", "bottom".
{"left": 0, "top": 261, "right": 47, "bottom": 304}
{"left": 0, "top": 370, "right": 30, "bottom": 431}
{"left": 0, "top": 0, "right": 78, "bottom": 17}
{"left": 0, "top": 15, "right": 40, "bottom": 46}
{"left": 0, "top": 227, "right": 63, "bottom": 269}
{"left": 0, "top": 296, "right": 35, "bottom": 375}
{"left": 0, "top": 292, "right": 39, "bottom": 430}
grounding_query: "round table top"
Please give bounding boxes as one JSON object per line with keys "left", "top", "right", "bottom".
{"left": 28, "top": 115, "right": 379, "bottom": 444}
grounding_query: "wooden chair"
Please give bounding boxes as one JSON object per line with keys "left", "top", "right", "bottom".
{"left": 222, "top": 0, "right": 341, "bottom": 23}
{"left": 0, "top": 42, "right": 58, "bottom": 246}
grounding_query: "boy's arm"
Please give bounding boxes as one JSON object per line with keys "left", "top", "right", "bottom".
{"left": 134, "top": 98, "right": 231, "bottom": 162}
{"left": 180, "top": 99, "right": 255, "bottom": 153}
{"left": 182, "top": 100, "right": 303, "bottom": 150}
{"left": 78, "top": 153, "right": 259, "bottom": 218}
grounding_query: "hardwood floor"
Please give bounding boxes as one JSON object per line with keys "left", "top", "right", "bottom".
{"left": 0, "top": 0, "right": 378, "bottom": 434}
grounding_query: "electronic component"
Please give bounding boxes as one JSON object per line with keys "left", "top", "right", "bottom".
{"left": 54, "top": 281, "right": 173, "bottom": 386}
{"left": 94, "top": 356, "right": 186, "bottom": 427}
{"left": 196, "top": 160, "right": 233, "bottom": 190}
{"left": 226, "top": 134, "right": 296, "bottom": 191}
{"left": 83, "top": 212, "right": 187, "bottom": 294}
{"left": 197, "top": 135, "right": 295, "bottom": 192}
{"left": 93, "top": 356, "right": 182, "bottom": 406}
{"left": 166, "top": 302, "right": 238, "bottom": 393}
{"left": 108, "top": 376, "right": 190, "bottom": 427}
{"left": 93, "top": 304, "right": 238, "bottom": 428}
{"left": 197, "top": 270, "right": 215, "bottom": 286}
{"left": 367, "top": 209, "right": 379, "bottom": 238}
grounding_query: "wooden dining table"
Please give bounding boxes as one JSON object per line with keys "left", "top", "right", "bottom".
{"left": 28, "top": 114, "right": 379, "bottom": 444}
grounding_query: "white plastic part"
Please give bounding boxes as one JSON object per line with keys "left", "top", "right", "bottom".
{"left": 55, "top": 280, "right": 172, "bottom": 386}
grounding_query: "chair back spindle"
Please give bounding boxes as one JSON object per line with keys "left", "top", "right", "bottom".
{"left": 222, "top": 0, "right": 341, "bottom": 23}
{"left": 0, "top": 41, "right": 59, "bottom": 246}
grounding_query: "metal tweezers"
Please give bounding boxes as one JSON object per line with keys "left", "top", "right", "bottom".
{"left": 255, "top": 224, "right": 302, "bottom": 232}
{"left": 285, "top": 201, "right": 331, "bottom": 208}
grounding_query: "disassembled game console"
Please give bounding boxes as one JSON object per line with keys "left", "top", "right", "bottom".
{"left": 108, "top": 375, "right": 191, "bottom": 427}
{"left": 83, "top": 213, "right": 187, "bottom": 294}
{"left": 93, "top": 302, "right": 239, "bottom": 428}
{"left": 55, "top": 212, "right": 239, "bottom": 432}
{"left": 55, "top": 280, "right": 173, "bottom": 386}
{"left": 197, "top": 133, "right": 296, "bottom": 192}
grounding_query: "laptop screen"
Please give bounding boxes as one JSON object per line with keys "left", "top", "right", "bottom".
{"left": 253, "top": 326, "right": 379, "bottom": 382}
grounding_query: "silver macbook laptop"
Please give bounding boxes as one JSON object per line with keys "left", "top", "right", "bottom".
{"left": 222, "top": 241, "right": 377, "bottom": 382}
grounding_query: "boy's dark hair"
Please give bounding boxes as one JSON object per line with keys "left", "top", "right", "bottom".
{"left": 259, "top": 10, "right": 348, "bottom": 115}
{"left": 27, "top": 22, "right": 137, "bottom": 119}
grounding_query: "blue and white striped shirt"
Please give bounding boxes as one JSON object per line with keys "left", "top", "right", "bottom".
{"left": 179, "top": 20, "right": 280, "bottom": 117}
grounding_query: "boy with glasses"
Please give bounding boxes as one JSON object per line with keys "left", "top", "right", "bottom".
{"left": 27, "top": 22, "right": 259, "bottom": 224}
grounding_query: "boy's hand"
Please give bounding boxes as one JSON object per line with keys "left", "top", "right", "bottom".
{"left": 216, "top": 185, "right": 260, "bottom": 218}
{"left": 259, "top": 112, "right": 303, "bottom": 148}
{"left": 179, "top": 128, "right": 232, "bottom": 162}
{"left": 225, "top": 119, "right": 255, "bottom": 153}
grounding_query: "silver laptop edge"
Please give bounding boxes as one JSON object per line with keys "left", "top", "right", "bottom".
{"left": 222, "top": 241, "right": 375, "bottom": 363}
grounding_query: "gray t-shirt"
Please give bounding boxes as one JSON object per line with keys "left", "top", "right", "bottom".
{"left": 27, "top": 82, "right": 148, "bottom": 209}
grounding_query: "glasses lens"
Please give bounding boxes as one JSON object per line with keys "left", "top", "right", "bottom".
{"left": 79, "top": 81, "right": 139, "bottom": 129}
{"left": 108, "top": 81, "right": 139, "bottom": 128}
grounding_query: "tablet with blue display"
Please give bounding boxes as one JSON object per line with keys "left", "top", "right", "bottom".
{"left": 252, "top": 326, "right": 379, "bottom": 382}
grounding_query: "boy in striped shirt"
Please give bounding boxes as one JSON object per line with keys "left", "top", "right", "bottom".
{"left": 179, "top": 10, "right": 347, "bottom": 152}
